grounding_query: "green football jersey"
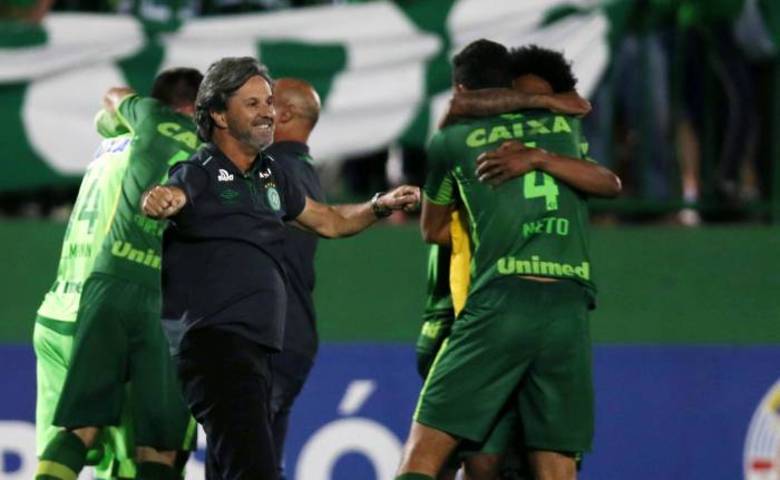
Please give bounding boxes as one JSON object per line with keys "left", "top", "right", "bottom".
{"left": 90, "top": 95, "right": 201, "bottom": 288}
{"left": 36, "top": 135, "right": 132, "bottom": 322}
{"left": 424, "top": 110, "right": 596, "bottom": 298}
{"left": 423, "top": 244, "right": 454, "bottom": 316}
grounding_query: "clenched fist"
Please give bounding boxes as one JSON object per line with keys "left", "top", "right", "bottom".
{"left": 141, "top": 185, "right": 187, "bottom": 219}
{"left": 377, "top": 185, "right": 421, "bottom": 213}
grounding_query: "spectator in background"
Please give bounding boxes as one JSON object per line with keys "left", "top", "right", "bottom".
{"left": 740, "top": 0, "right": 780, "bottom": 210}
{"left": 584, "top": 0, "right": 676, "bottom": 209}
{"left": 678, "top": 0, "right": 768, "bottom": 218}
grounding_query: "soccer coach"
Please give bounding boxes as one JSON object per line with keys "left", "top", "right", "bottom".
{"left": 141, "top": 56, "right": 419, "bottom": 480}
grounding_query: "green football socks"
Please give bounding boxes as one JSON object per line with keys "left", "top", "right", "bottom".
{"left": 36, "top": 430, "right": 86, "bottom": 480}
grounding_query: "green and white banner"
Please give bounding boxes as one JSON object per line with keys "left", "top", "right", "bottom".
{"left": 0, "top": 0, "right": 609, "bottom": 192}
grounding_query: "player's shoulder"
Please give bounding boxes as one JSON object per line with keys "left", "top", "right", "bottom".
{"left": 429, "top": 116, "right": 492, "bottom": 152}
{"left": 437, "top": 116, "right": 483, "bottom": 134}
{"left": 521, "top": 109, "right": 583, "bottom": 129}
{"left": 151, "top": 114, "right": 200, "bottom": 152}
{"left": 119, "top": 94, "right": 163, "bottom": 120}
{"left": 140, "top": 100, "right": 194, "bottom": 131}
{"left": 425, "top": 130, "right": 450, "bottom": 161}
{"left": 427, "top": 126, "right": 461, "bottom": 149}
{"left": 125, "top": 96, "right": 195, "bottom": 130}
{"left": 125, "top": 98, "right": 200, "bottom": 155}
{"left": 440, "top": 115, "right": 502, "bottom": 141}
{"left": 169, "top": 148, "right": 210, "bottom": 174}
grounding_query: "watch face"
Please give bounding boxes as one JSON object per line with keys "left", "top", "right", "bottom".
{"left": 372, "top": 193, "right": 391, "bottom": 217}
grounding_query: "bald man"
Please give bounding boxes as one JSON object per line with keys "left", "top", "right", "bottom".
{"left": 264, "top": 78, "right": 326, "bottom": 479}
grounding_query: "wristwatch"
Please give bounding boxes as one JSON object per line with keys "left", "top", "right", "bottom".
{"left": 371, "top": 191, "right": 392, "bottom": 218}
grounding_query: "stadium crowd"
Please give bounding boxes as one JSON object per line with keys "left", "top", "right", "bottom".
{"left": 1, "top": 0, "right": 779, "bottom": 224}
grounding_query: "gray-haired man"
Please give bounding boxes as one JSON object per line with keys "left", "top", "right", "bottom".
{"left": 142, "top": 57, "right": 419, "bottom": 480}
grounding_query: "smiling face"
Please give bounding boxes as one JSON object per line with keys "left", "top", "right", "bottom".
{"left": 223, "top": 75, "right": 275, "bottom": 151}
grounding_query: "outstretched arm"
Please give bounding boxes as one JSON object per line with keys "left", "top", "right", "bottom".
{"left": 441, "top": 89, "right": 591, "bottom": 128}
{"left": 475, "top": 141, "right": 622, "bottom": 198}
{"left": 294, "top": 185, "right": 420, "bottom": 238}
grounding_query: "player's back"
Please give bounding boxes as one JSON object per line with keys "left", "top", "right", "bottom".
{"left": 37, "top": 135, "right": 132, "bottom": 323}
{"left": 91, "top": 95, "right": 201, "bottom": 289}
{"left": 427, "top": 110, "right": 595, "bottom": 298}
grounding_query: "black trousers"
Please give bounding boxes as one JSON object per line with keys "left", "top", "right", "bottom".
{"left": 270, "top": 350, "right": 315, "bottom": 479}
{"left": 175, "top": 328, "right": 279, "bottom": 480}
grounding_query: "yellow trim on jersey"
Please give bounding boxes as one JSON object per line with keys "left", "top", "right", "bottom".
{"left": 449, "top": 210, "right": 471, "bottom": 316}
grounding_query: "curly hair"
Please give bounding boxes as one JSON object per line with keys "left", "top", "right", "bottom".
{"left": 508, "top": 45, "right": 577, "bottom": 93}
{"left": 194, "top": 57, "right": 273, "bottom": 142}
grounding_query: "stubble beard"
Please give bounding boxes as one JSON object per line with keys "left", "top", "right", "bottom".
{"left": 230, "top": 119, "right": 274, "bottom": 152}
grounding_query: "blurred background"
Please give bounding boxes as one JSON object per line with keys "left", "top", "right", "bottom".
{"left": 0, "top": 1, "right": 778, "bottom": 479}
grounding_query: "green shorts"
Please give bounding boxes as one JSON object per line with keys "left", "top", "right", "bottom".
{"left": 34, "top": 318, "right": 136, "bottom": 478}
{"left": 414, "top": 277, "right": 594, "bottom": 454}
{"left": 416, "top": 309, "right": 454, "bottom": 379}
{"left": 53, "top": 273, "right": 196, "bottom": 451}
{"left": 417, "top": 309, "right": 516, "bottom": 458}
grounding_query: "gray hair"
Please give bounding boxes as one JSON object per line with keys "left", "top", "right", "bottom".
{"left": 195, "top": 57, "right": 274, "bottom": 141}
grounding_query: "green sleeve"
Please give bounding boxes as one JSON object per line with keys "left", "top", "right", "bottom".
{"left": 579, "top": 140, "right": 597, "bottom": 163}
{"left": 571, "top": 117, "right": 597, "bottom": 163}
{"left": 115, "top": 94, "right": 166, "bottom": 133}
{"left": 94, "top": 109, "right": 130, "bottom": 138}
{"left": 423, "top": 131, "right": 456, "bottom": 205}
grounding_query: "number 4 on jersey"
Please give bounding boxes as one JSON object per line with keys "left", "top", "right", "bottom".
{"left": 524, "top": 172, "right": 559, "bottom": 211}
{"left": 519, "top": 141, "right": 559, "bottom": 211}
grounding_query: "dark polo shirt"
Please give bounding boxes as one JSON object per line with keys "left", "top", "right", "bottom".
{"left": 161, "top": 142, "right": 306, "bottom": 351}
{"left": 265, "top": 141, "right": 324, "bottom": 361}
